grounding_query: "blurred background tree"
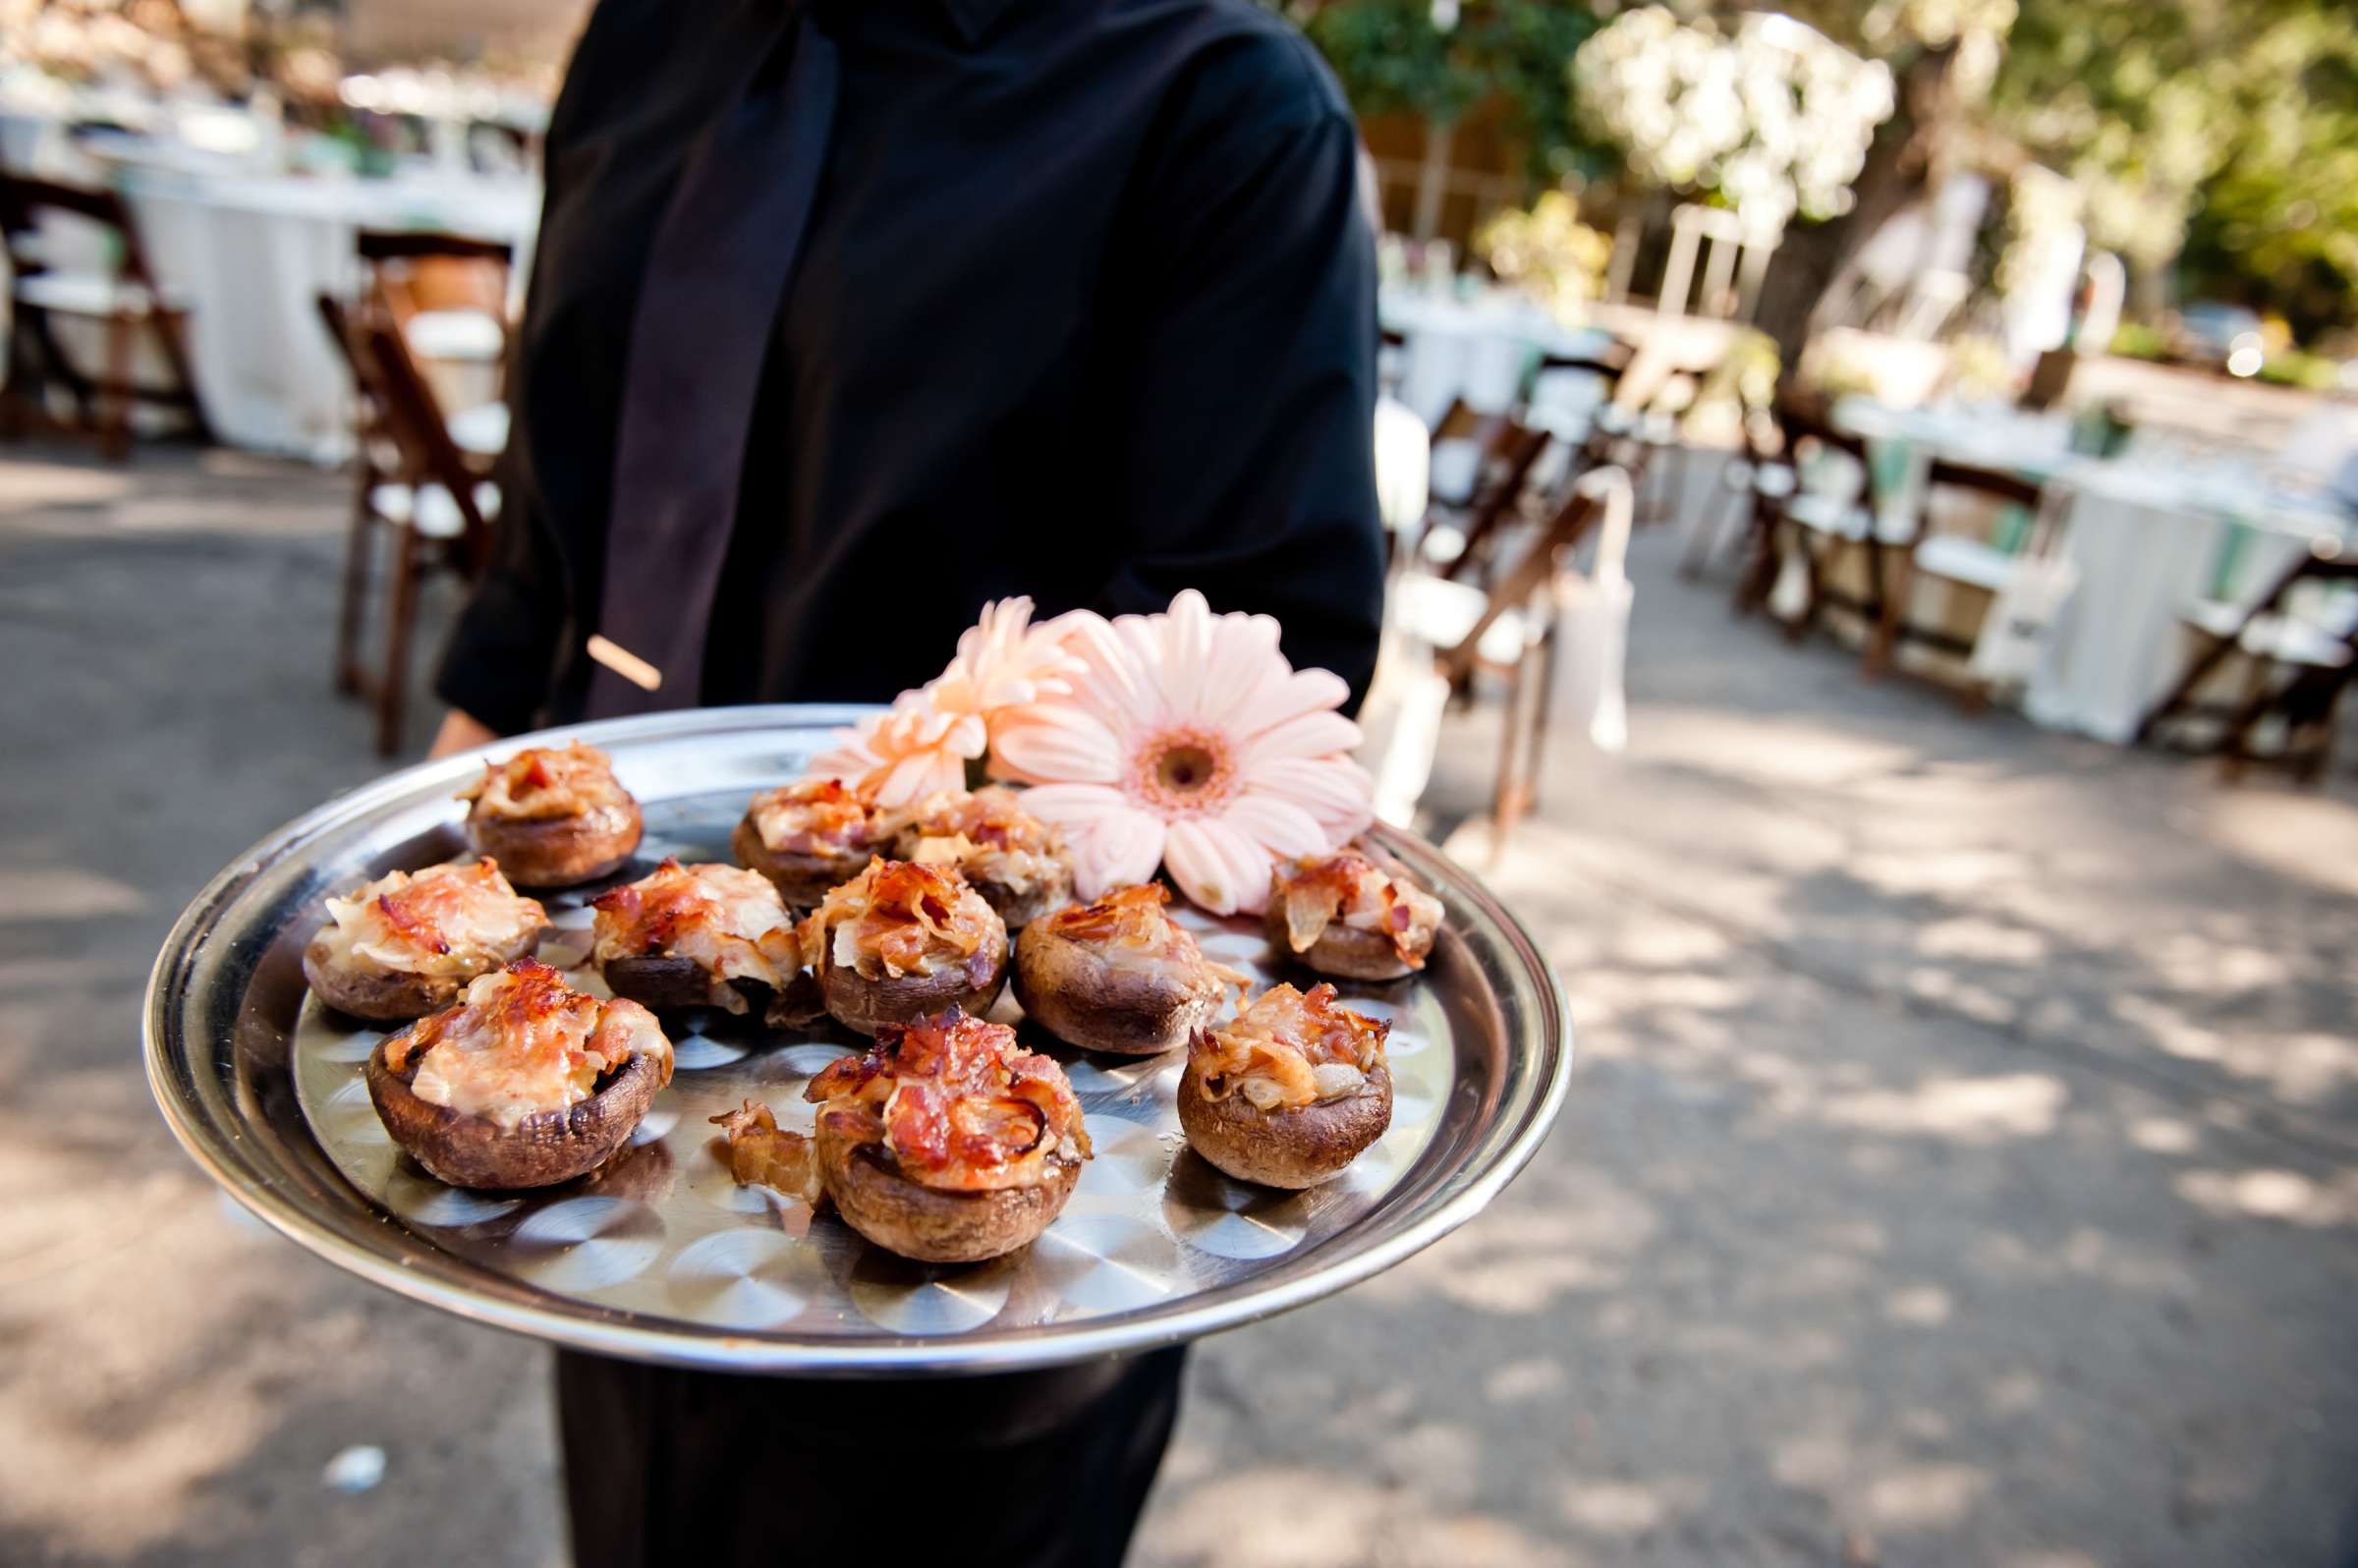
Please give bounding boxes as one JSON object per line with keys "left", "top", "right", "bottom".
{"left": 1287, "top": 0, "right": 2358, "bottom": 349}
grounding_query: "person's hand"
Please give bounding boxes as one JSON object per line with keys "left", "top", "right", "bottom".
{"left": 428, "top": 708, "right": 500, "bottom": 758}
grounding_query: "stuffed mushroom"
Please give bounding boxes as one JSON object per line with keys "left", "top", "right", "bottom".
{"left": 803, "top": 1007, "right": 1090, "bottom": 1262}
{"left": 798, "top": 858, "right": 1009, "bottom": 1036}
{"left": 590, "top": 859, "right": 814, "bottom": 1024}
{"left": 303, "top": 857, "right": 551, "bottom": 1022}
{"left": 1176, "top": 981, "right": 1391, "bottom": 1190}
{"left": 459, "top": 741, "right": 644, "bottom": 888}
{"left": 365, "top": 959, "right": 675, "bottom": 1190}
{"left": 1266, "top": 846, "right": 1445, "bottom": 981}
{"left": 733, "top": 777, "right": 886, "bottom": 908}
{"left": 892, "top": 787, "right": 1073, "bottom": 929}
{"left": 1013, "top": 883, "right": 1230, "bottom": 1055}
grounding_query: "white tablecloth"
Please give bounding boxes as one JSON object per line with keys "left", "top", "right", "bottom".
{"left": 1381, "top": 289, "right": 1615, "bottom": 425}
{"left": 116, "top": 167, "right": 538, "bottom": 460}
{"left": 1835, "top": 399, "right": 2346, "bottom": 743}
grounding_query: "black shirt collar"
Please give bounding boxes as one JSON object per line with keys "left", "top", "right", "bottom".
{"left": 938, "top": 0, "right": 1019, "bottom": 45}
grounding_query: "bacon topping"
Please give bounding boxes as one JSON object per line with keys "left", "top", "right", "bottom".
{"left": 803, "top": 1008, "right": 1089, "bottom": 1192}
{"left": 385, "top": 959, "right": 673, "bottom": 1130}
{"left": 709, "top": 1100, "right": 823, "bottom": 1203}
{"left": 1190, "top": 982, "right": 1389, "bottom": 1112}
{"left": 1039, "top": 882, "right": 1191, "bottom": 953}
{"left": 591, "top": 859, "right": 801, "bottom": 1006}
{"left": 800, "top": 858, "right": 995, "bottom": 980}
{"left": 458, "top": 741, "right": 634, "bottom": 822}
{"left": 748, "top": 777, "right": 878, "bottom": 857}
{"left": 1272, "top": 850, "right": 1444, "bottom": 969}
{"left": 898, "top": 787, "right": 1067, "bottom": 894}
{"left": 319, "top": 858, "right": 547, "bottom": 979}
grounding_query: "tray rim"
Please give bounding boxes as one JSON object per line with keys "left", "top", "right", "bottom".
{"left": 144, "top": 703, "right": 1573, "bottom": 1375}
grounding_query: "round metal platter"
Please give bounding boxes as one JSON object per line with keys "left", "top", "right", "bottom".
{"left": 145, "top": 705, "right": 1571, "bottom": 1375}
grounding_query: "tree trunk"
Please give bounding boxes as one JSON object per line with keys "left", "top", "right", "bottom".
{"left": 1755, "top": 41, "right": 1964, "bottom": 377}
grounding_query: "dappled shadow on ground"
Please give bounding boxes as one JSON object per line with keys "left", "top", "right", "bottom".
{"left": 5, "top": 447, "right": 2357, "bottom": 1566}
{"left": 1136, "top": 529, "right": 2358, "bottom": 1568}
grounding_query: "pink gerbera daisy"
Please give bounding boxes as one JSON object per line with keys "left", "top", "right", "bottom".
{"left": 991, "top": 590, "right": 1375, "bottom": 915}
{"left": 807, "top": 596, "right": 1082, "bottom": 808}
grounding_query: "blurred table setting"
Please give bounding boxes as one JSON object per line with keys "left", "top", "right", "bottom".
{"left": 1834, "top": 395, "right": 2355, "bottom": 743}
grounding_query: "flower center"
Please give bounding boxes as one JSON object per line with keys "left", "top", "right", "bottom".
{"left": 1130, "top": 729, "right": 1236, "bottom": 816}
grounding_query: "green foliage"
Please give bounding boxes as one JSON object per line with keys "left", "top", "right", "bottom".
{"left": 1299, "top": 0, "right": 1614, "bottom": 188}
{"left": 1304, "top": 0, "right": 1479, "bottom": 124}
{"left": 2106, "top": 320, "right": 2169, "bottom": 360}
{"left": 1991, "top": 0, "right": 2358, "bottom": 334}
{"left": 2256, "top": 349, "right": 2340, "bottom": 390}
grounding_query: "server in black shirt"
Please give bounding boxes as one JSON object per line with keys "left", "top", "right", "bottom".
{"left": 429, "top": 1, "right": 1384, "bottom": 1564}
{"left": 433, "top": 0, "right": 1383, "bottom": 748}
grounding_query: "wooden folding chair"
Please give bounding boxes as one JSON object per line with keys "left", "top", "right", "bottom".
{"left": 0, "top": 174, "right": 210, "bottom": 458}
{"left": 1428, "top": 471, "right": 1628, "bottom": 840}
{"left": 1862, "top": 460, "right": 2055, "bottom": 705}
{"left": 1428, "top": 419, "right": 1554, "bottom": 586}
{"left": 357, "top": 229, "right": 515, "bottom": 418}
{"left": 2140, "top": 543, "right": 2358, "bottom": 781}
{"left": 1732, "top": 400, "right": 1877, "bottom": 639}
{"left": 317, "top": 291, "right": 498, "bottom": 756}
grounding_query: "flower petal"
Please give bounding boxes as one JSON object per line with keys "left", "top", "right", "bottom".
{"left": 1242, "top": 709, "right": 1362, "bottom": 766}
{"left": 1218, "top": 793, "right": 1329, "bottom": 862}
{"left": 1197, "top": 612, "right": 1289, "bottom": 733}
{"left": 1233, "top": 667, "right": 1353, "bottom": 742}
{"left": 1243, "top": 756, "right": 1376, "bottom": 841}
{"left": 1158, "top": 589, "right": 1214, "bottom": 725}
{"left": 1164, "top": 816, "right": 1275, "bottom": 917}
{"left": 1069, "top": 809, "right": 1166, "bottom": 899}
{"left": 990, "top": 705, "right": 1123, "bottom": 784}
{"left": 1015, "top": 782, "right": 1139, "bottom": 827}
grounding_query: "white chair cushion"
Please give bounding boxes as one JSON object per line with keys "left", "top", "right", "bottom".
{"left": 1914, "top": 534, "right": 2022, "bottom": 592}
{"left": 369, "top": 480, "right": 501, "bottom": 538}
{"left": 1390, "top": 573, "right": 1535, "bottom": 665}
{"left": 446, "top": 402, "right": 510, "bottom": 457}
{"left": 1786, "top": 493, "right": 1871, "bottom": 539}
{"left": 403, "top": 308, "right": 506, "bottom": 363}
{"left": 1429, "top": 438, "right": 1483, "bottom": 507}
{"left": 15, "top": 270, "right": 158, "bottom": 316}
{"left": 2180, "top": 600, "right": 2353, "bottom": 668}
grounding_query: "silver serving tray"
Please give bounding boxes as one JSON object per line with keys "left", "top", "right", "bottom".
{"left": 144, "top": 705, "right": 1570, "bottom": 1375}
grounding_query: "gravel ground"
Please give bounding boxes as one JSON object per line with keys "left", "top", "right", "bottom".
{"left": 3, "top": 441, "right": 2354, "bottom": 1567}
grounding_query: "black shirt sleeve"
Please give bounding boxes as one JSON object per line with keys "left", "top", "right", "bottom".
{"left": 430, "top": 5, "right": 626, "bottom": 736}
{"left": 1096, "top": 24, "right": 1386, "bottom": 710}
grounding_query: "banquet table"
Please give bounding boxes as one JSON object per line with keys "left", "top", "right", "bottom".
{"left": 1835, "top": 398, "right": 2350, "bottom": 743}
{"left": 111, "top": 163, "right": 539, "bottom": 461}
{"left": 1380, "top": 289, "right": 1616, "bottom": 426}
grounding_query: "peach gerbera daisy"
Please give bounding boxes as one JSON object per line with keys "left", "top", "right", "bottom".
{"left": 991, "top": 590, "right": 1375, "bottom": 916}
{"left": 807, "top": 597, "right": 1082, "bottom": 808}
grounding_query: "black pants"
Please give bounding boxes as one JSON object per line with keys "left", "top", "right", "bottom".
{"left": 555, "top": 1346, "right": 1188, "bottom": 1568}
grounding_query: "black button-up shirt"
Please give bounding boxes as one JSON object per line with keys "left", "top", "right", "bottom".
{"left": 436, "top": 0, "right": 1385, "bottom": 733}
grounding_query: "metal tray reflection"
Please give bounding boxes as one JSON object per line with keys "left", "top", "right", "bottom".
{"left": 146, "top": 705, "right": 1569, "bottom": 1375}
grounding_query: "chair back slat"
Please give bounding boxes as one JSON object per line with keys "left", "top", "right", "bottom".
{"left": 1926, "top": 459, "right": 2043, "bottom": 513}
{"left": 355, "top": 230, "right": 516, "bottom": 266}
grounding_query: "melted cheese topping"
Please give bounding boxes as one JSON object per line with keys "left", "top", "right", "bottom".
{"left": 799, "top": 858, "right": 995, "bottom": 980}
{"left": 804, "top": 1009, "right": 1089, "bottom": 1192}
{"left": 1273, "top": 850, "right": 1444, "bottom": 970}
{"left": 458, "top": 741, "right": 634, "bottom": 822}
{"left": 317, "top": 858, "right": 547, "bottom": 979}
{"left": 590, "top": 859, "right": 801, "bottom": 998}
{"left": 1191, "top": 982, "right": 1389, "bottom": 1112}
{"left": 748, "top": 777, "right": 878, "bottom": 857}
{"left": 898, "top": 787, "right": 1066, "bottom": 896}
{"left": 1037, "top": 881, "right": 1219, "bottom": 982}
{"left": 386, "top": 960, "right": 673, "bottom": 1131}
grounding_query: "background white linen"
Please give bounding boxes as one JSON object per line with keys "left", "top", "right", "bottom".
{"left": 116, "top": 167, "right": 538, "bottom": 460}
